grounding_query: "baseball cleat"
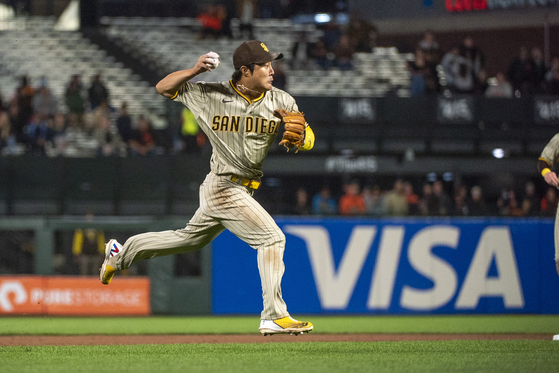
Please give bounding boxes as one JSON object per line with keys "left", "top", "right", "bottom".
{"left": 100, "top": 239, "right": 122, "bottom": 285}
{"left": 259, "top": 316, "right": 313, "bottom": 336}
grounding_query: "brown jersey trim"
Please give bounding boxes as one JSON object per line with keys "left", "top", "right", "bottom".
{"left": 539, "top": 157, "right": 551, "bottom": 166}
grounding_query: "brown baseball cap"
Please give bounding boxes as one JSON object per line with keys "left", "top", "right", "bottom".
{"left": 233, "top": 40, "right": 283, "bottom": 70}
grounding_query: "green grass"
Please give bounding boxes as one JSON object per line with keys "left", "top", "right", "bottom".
{"left": 1, "top": 315, "right": 558, "bottom": 335}
{"left": 1, "top": 341, "right": 558, "bottom": 373}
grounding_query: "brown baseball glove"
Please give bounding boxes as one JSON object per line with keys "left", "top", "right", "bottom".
{"left": 273, "top": 109, "right": 306, "bottom": 152}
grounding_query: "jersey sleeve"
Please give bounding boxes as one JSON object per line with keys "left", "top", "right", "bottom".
{"left": 172, "top": 81, "right": 207, "bottom": 116}
{"left": 540, "top": 133, "right": 559, "bottom": 168}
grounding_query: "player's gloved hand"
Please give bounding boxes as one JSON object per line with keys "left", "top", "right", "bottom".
{"left": 273, "top": 109, "right": 306, "bottom": 152}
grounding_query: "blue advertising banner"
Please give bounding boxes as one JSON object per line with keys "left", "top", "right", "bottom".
{"left": 212, "top": 218, "right": 559, "bottom": 314}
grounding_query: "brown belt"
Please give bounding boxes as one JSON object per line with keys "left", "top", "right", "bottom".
{"left": 230, "top": 175, "right": 261, "bottom": 190}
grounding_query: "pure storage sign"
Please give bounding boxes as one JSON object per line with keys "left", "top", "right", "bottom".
{"left": 0, "top": 276, "right": 150, "bottom": 315}
{"left": 212, "top": 218, "right": 559, "bottom": 314}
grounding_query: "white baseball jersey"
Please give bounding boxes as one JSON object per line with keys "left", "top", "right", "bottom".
{"left": 540, "top": 133, "right": 559, "bottom": 168}
{"left": 173, "top": 80, "right": 298, "bottom": 179}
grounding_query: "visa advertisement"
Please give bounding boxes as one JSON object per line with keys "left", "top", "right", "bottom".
{"left": 212, "top": 218, "right": 559, "bottom": 314}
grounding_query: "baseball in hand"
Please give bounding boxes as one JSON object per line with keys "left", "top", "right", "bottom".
{"left": 206, "top": 51, "right": 220, "bottom": 70}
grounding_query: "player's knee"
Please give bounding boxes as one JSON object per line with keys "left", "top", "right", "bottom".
{"left": 257, "top": 229, "right": 285, "bottom": 252}
{"left": 274, "top": 229, "right": 286, "bottom": 247}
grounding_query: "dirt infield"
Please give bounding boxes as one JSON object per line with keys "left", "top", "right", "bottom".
{"left": 0, "top": 334, "right": 552, "bottom": 346}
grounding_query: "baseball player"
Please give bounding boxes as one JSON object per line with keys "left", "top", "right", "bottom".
{"left": 100, "top": 40, "right": 315, "bottom": 335}
{"left": 538, "top": 133, "right": 559, "bottom": 276}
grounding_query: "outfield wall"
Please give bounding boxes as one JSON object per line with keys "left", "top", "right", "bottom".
{"left": 212, "top": 217, "right": 559, "bottom": 315}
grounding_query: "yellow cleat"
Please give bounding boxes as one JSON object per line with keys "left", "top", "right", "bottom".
{"left": 259, "top": 316, "right": 313, "bottom": 336}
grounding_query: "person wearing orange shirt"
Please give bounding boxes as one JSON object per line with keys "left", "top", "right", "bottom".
{"left": 339, "top": 180, "right": 365, "bottom": 216}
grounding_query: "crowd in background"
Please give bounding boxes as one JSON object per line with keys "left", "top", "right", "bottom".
{"left": 409, "top": 31, "right": 559, "bottom": 97}
{"left": 292, "top": 179, "right": 557, "bottom": 218}
{"left": 0, "top": 73, "right": 202, "bottom": 157}
{"left": 287, "top": 23, "right": 559, "bottom": 98}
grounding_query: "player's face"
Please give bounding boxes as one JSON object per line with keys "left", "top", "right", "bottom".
{"left": 247, "top": 62, "right": 274, "bottom": 92}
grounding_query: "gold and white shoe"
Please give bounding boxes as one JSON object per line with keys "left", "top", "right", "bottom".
{"left": 259, "top": 316, "right": 313, "bottom": 336}
{"left": 100, "top": 239, "right": 122, "bottom": 285}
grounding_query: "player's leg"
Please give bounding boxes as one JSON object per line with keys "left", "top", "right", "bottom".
{"left": 201, "top": 173, "right": 288, "bottom": 319}
{"left": 100, "top": 209, "right": 224, "bottom": 284}
{"left": 204, "top": 173, "right": 312, "bottom": 333}
{"left": 555, "top": 210, "right": 559, "bottom": 276}
{"left": 100, "top": 173, "right": 225, "bottom": 284}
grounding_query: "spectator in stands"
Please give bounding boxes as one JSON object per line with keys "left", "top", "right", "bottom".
{"left": 521, "top": 181, "right": 539, "bottom": 217}
{"left": 88, "top": 74, "right": 110, "bottom": 110}
{"left": 467, "top": 185, "right": 488, "bottom": 216}
{"left": 15, "top": 75, "right": 35, "bottom": 133}
{"left": 383, "top": 179, "right": 409, "bottom": 216}
{"left": 50, "top": 112, "right": 68, "bottom": 156}
{"left": 198, "top": 4, "right": 223, "bottom": 39}
{"left": 322, "top": 19, "right": 342, "bottom": 52}
{"left": 217, "top": 3, "right": 233, "bottom": 39}
{"left": 541, "top": 187, "right": 558, "bottom": 217}
{"left": 408, "top": 49, "right": 438, "bottom": 95}
{"left": 362, "top": 185, "right": 384, "bottom": 217}
{"left": 23, "top": 112, "right": 53, "bottom": 155}
{"left": 441, "top": 46, "right": 460, "bottom": 89}
{"left": 451, "top": 55, "right": 475, "bottom": 93}
{"left": 404, "top": 181, "right": 420, "bottom": 215}
{"left": 485, "top": 72, "right": 513, "bottom": 98}
{"left": 237, "top": 0, "right": 256, "bottom": 40}
{"left": 293, "top": 187, "right": 311, "bottom": 215}
{"left": 419, "top": 182, "right": 436, "bottom": 216}
{"left": 333, "top": 34, "right": 355, "bottom": 71}
{"left": 339, "top": 180, "right": 365, "bottom": 215}
{"left": 546, "top": 57, "right": 559, "bottom": 95}
{"left": 507, "top": 190, "right": 524, "bottom": 217}
{"left": 72, "top": 219, "right": 106, "bottom": 276}
{"left": 0, "top": 111, "right": 13, "bottom": 154}
{"left": 497, "top": 189, "right": 523, "bottom": 217}
{"left": 459, "top": 36, "right": 484, "bottom": 86}
{"left": 116, "top": 102, "right": 134, "bottom": 146}
{"left": 6, "top": 99, "right": 22, "bottom": 144}
{"left": 531, "top": 47, "right": 547, "bottom": 94}
{"left": 507, "top": 47, "right": 533, "bottom": 96}
{"left": 312, "top": 186, "right": 338, "bottom": 215}
{"left": 32, "top": 77, "right": 58, "bottom": 117}
{"left": 272, "top": 61, "right": 287, "bottom": 91}
{"left": 291, "top": 32, "right": 313, "bottom": 70}
{"left": 432, "top": 180, "right": 452, "bottom": 216}
{"left": 65, "top": 74, "right": 85, "bottom": 123}
{"left": 310, "top": 38, "right": 332, "bottom": 71}
{"left": 529, "top": 47, "right": 546, "bottom": 90}
{"left": 418, "top": 30, "right": 440, "bottom": 67}
{"left": 346, "top": 12, "right": 376, "bottom": 53}
{"left": 62, "top": 112, "right": 88, "bottom": 156}
{"left": 473, "top": 68, "right": 489, "bottom": 95}
{"left": 91, "top": 99, "right": 113, "bottom": 130}
{"left": 130, "top": 115, "right": 156, "bottom": 156}
{"left": 179, "top": 107, "right": 204, "bottom": 154}
{"left": 452, "top": 184, "right": 468, "bottom": 216}
{"left": 94, "top": 116, "right": 123, "bottom": 157}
